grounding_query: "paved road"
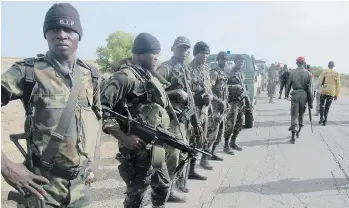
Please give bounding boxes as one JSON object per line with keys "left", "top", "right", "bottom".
{"left": 2, "top": 93, "right": 349, "bottom": 208}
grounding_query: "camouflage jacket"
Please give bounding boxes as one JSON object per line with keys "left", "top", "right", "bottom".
{"left": 156, "top": 56, "right": 192, "bottom": 115}
{"left": 101, "top": 60, "right": 171, "bottom": 148}
{"left": 1, "top": 51, "right": 102, "bottom": 205}
{"left": 210, "top": 66, "right": 228, "bottom": 101}
{"left": 268, "top": 67, "right": 279, "bottom": 84}
{"left": 187, "top": 60, "right": 212, "bottom": 108}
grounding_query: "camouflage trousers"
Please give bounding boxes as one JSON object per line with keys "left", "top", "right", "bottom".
{"left": 319, "top": 94, "right": 334, "bottom": 121}
{"left": 166, "top": 119, "right": 189, "bottom": 181}
{"left": 117, "top": 147, "right": 170, "bottom": 208}
{"left": 206, "top": 102, "right": 226, "bottom": 151}
{"left": 224, "top": 101, "right": 244, "bottom": 143}
{"left": 267, "top": 82, "right": 277, "bottom": 98}
{"left": 289, "top": 92, "right": 307, "bottom": 132}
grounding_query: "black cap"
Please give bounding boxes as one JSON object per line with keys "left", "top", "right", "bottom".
{"left": 172, "top": 36, "right": 191, "bottom": 48}
{"left": 328, "top": 61, "right": 335, "bottom": 68}
{"left": 43, "top": 3, "right": 83, "bottom": 40}
{"left": 132, "top": 33, "right": 161, "bottom": 54}
{"left": 233, "top": 54, "right": 244, "bottom": 62}
{"left": 193, "top": 41, "right": 210, "bottom": 56}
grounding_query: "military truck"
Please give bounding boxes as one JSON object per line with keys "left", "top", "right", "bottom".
{"left": 207, "top": 53, "right": 259, "bottom": 128}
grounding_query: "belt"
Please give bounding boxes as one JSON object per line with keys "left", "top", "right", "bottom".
{"left": 32, "top": 154, "right": 86, "bottom": 181}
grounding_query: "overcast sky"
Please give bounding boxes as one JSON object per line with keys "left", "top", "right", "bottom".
{"left": 2, "top": 1, "right": 349, "bottom": 73}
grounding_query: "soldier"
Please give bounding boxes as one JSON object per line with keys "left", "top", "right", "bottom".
{"left": 267, "top": 63, "right": 279, "bottom": 103}
{"left": 155, "top": 36, "right": 198, "bottom": 200}
{"left": 187, "top": 41, "right": 215, "bottom": 172}
{"left": 313, "top": 78, "right": 321, "bottom": 116}
{"left": 317, "top": 61, "right": 341, "bottom": 126}
{"left": 207, "top": 51, "right": 230, "bottom": 161}
{"left": 285, "top": 56, "right": 313, "bottom": 144}
{"left": 223, "top": 55, "right": 246, "bottom": 155}
{"left": 1, "top": 3, "right": 101, "bottom": 207}
{"left": 278, "top": 64, "right": 290, "bottom": 99}
{"left": 101, "top": 33, "right": 171, "bottom": 208}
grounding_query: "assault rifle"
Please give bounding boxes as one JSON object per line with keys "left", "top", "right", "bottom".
{"left": 103, "top": 107, "right": 212, "bottom": 158}
{"left": 8, "top": 133, "right": 46, "bottom": 208}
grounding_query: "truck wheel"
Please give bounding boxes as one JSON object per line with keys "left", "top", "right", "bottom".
{"left": 244, "top": 109, "right": 254, "bottom": 128}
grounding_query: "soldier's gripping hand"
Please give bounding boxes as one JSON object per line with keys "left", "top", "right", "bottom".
{"left": 123, "top": 134, "right": 146, "bottom": 151}
{"left": 176, "top": 89, "right": 188, "bottom": 103}
{"left": 1, "top": 156, "right": 49, "bottom": 199}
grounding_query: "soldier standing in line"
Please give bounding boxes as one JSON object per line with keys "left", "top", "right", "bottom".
{"left": 187, "top": 41, "right": 216, "bottom": 171}
{"left": 285, "top": 56, "right": 313, "bottom": 144}
{"left": 101, "top": 33, "right": 171, "bottom": 208}
{"left": 1, "top": 3, "right": 101, "bottom": 207}
{"left": 278, "top": 64, "right": 290, "bottom": 99}
{"left": 223, "top": 55, "right": 247, "bottom": 155}
{"left": 206, "top": 51, "right": 230, "bottom": 161}
{"left": 317, "top": 61, "right": 341, "bottom": 126}
{"left": 267, "top": 63, "right": 279, "bottom": 103}
{"left": 156, "top": 36, "right": 203, "bottom": 199}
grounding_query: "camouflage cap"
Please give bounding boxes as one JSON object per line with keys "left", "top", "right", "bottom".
{"left": 172, "top": 36, "right": 191, "bottom": 48}
{"left": 216, "top": 51, "right": 228, "bottom": 60}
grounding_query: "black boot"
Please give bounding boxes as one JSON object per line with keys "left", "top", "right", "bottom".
{"left": 223, "top": 141, "right": 235, "bottom": 155}
{"left": 290, "top": 132, "right": 296, "bottom": 144}
{"left": 176, "top": 176, "right": 189, "bottom": 193}
{"left": 278, "top": 93, "right": 282, "bottom": 99}
{"left": 319, "top": 106, "right": 325, "bottom": 124}
{"left": 188, "top": 159, "right": 207, "bottom": 180}
{"left": 296, "top": 126, "right": 302, "bottom": 138}
{"left": 230, "top": 137, "right": 243, "bottom": 151}
{"left": 210, "top": 145, "right": 223, "bottom": 161}
{"left": 167, "top": 189, "right": 186, "bottom": 203}
{"left": 200, "top": 154, "right": 213, "bottom": 170}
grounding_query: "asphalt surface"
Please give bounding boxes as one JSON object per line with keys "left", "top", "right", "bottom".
{"left": 2, "top": 92, "right": 349, "bottom": 208}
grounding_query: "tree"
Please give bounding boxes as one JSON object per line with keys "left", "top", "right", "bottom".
{"left": 96, "top": 31, "right": 135, "bottom": 73}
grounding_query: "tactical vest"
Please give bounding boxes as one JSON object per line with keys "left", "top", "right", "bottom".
{"left": 16, "top": 54, "right": 101, "bottom": 181}
{"left": 118, "top": 62, "right": 170, "bottom": 131}
{"left": 228, "top": 71, "right": 244, "bottom": 101}
{"left": 211, "top": 67, "right": 228, "bottom": 100}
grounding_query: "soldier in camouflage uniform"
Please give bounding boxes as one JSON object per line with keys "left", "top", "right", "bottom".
{"left": 187, "top": 41, "right": 215, "bottom": 172}
{"left": 223, "top": 55, "right": 246, "bottom": 155}
{"left": 101, "top": 33, "right": 171, "bottom": 208}
{"left": 207, "top": 51, "right": 230, "bottom": 162}
{"left": 278, "top": 65, "right": 290, "bottom": 99}
{"left": 155, "top": 36, "right": 197, "bottom": 201}
{"left": 285, "top": 56, "right": 313, "bottom": 144}
{"left": 267, "top": 63, "right": 279, "bottom": 103}
{"left": 1, "top": 3, "right": 101, "bottom": 207}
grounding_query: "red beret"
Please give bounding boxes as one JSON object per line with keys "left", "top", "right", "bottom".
{"left": 296, "top": 56, "right": 305, "bottom": 62}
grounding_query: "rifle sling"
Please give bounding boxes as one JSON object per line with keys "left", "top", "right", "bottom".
{"left": 41, "top": 66, "right": 83, "bottom": 167}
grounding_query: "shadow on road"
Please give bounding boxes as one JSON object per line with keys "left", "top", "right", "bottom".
{"left": 238, "top": 137, "right": 290, "bottom": 147}
{"left": 258, "top": 113, "right": 290, "bottom": 117}
{"left": 255, "top": 121, "right": 290, "bottom": 128}
{"left": 90, "top": 187, "right": 126, "bottom": 201}
{"left": 215, "top": 178, "right": 349, "bottom": 195}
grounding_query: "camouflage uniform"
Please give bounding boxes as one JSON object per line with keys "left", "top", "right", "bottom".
{"left": 278, "top": 66, "right": 290, "bottom": 99}
{"left": 156, "top": 56, "right": 192, "bottom": 196}
{"left": 208, "top": 59, "right": 229, "bottom": 160}
{"left": 1, "top": 51, "right": 102, "bottom": 207}
{"left": 286, "top": 63, "right": 313, "bottom": 143}
{"left": 267, "top": 65, "right": 279, "bottom": 103}
{"left": 101, "top": 59, "right": 171, "bottom": 208}
{"left": 224, "top": 64, "right": 246, "bottom": 154}
{"left": 187, "top": 59, "right": 213, "bottom": 170}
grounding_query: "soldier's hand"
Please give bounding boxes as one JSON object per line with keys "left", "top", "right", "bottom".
{"left": 124, "top": 134, "right": 146, "bottom": 151}
{"left": 176, "top": 89, "right": 188, "bottom": 103}
{"left": 203, "top": 94, "right": 213, "bottom": 105}
{"left": 1, "top": 162, "right": 49, "bottom": 199}
{"left": 334, "top": 96, "right": 337, "bottom": 101}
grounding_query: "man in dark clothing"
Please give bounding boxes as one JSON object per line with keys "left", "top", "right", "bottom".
{"left": 278, "top": 65, "right": 290, "bottom": 99}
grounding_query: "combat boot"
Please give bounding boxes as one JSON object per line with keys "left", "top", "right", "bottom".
{"left": 269, "top": 97, "right": 275, "bottom": 104}
{"left": 230, "top": 137, "right": 243, "bottom": 151}
{"left": 176, "top": 176, "right": 189, "bottom": 193}
{"left": 210, "top": 145, "right": 223, "bottom": 161}
{"left": 200, "top": 154, "right": 213, "bottom": 170}
{"left": 188, "top": 159, "right": 207, "bottom": 180}
{"left": 290, "top": 132, "right": 296, "bottom": 144}
{"left": 223, "top": 141, "right": 235, "bottom": 155}
{"left": 296, "top": 126, "right": 302, "bottom": 138}
{"left": 278, "top": 94, "right": 282, "bottom": 99}
{"left": 167, "top": 189, "right": 186, "bottom": 203}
